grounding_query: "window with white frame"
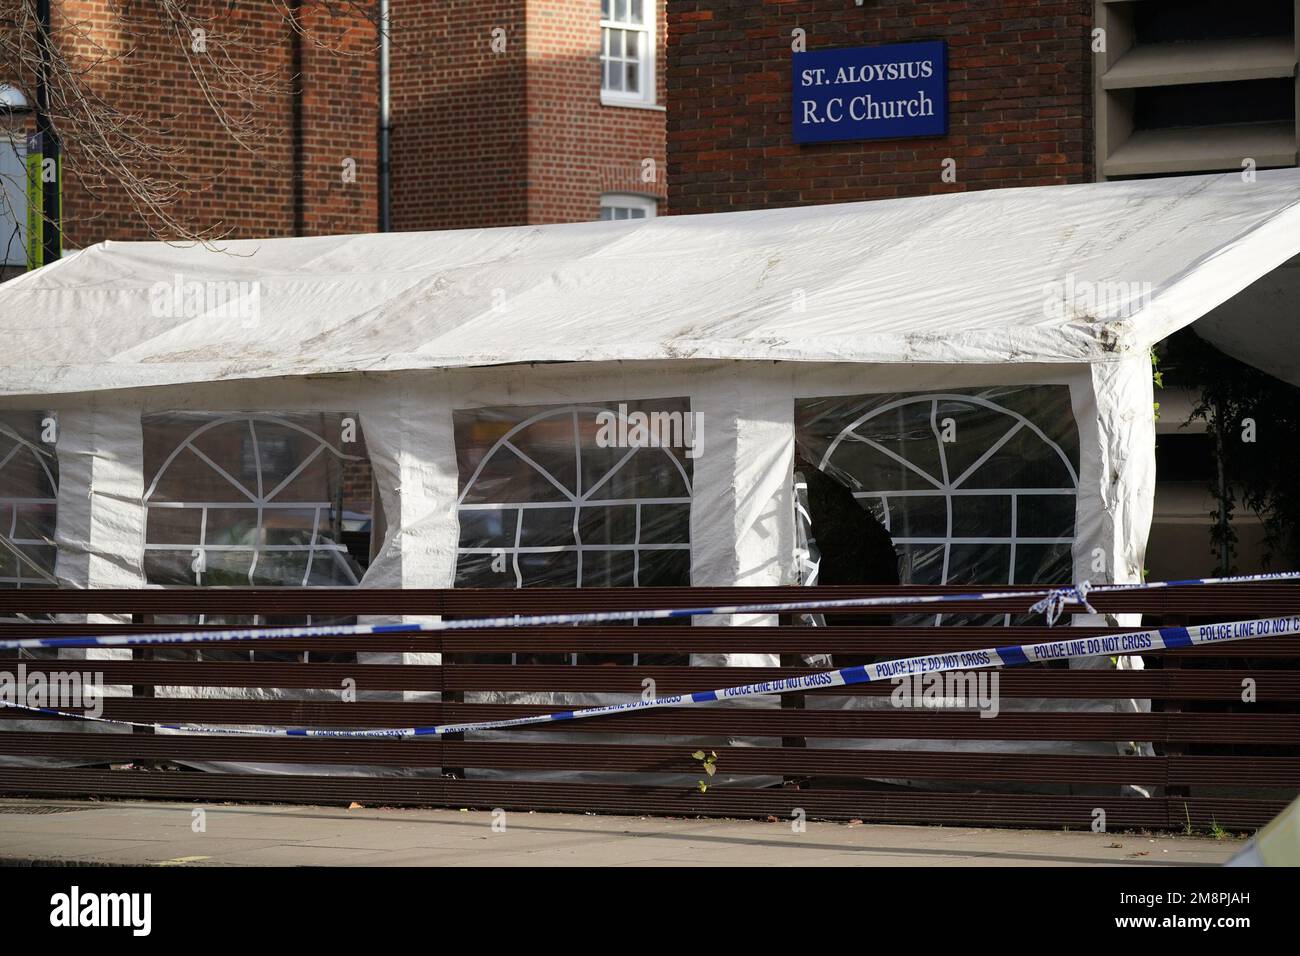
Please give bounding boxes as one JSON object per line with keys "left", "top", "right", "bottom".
{"left": 600, "top": 0, "right": 654, "bottom": 105}
{"left": 453, "top": 398, "right": 692, "bottom": 665}
{"left": 796, "top": 386, "right": 1080, "bottom": 625}
{"left": 141, "top": 411, "right": 376, "bottom": 661}
{"left": 600, "top": 193, "right": 657, "bottom": 221}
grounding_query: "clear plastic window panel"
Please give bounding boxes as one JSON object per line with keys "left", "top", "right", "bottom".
{"left": 141, "top": 411, "right": 376, "bottom": 663}
{"left": 795, "top": 386, "right": 1080, "bottom": 625}
{"left": 0, "top": 411, "right": 59, "bottom": 658}
{"left": 454, "top": 398, "right": 693, "bottom": 666}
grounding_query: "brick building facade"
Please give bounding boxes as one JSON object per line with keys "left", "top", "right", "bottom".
{"left": 2, "top": 0, "right": 665, "bottom": 263}
{"left": 43, "top": 0, "right": 378, "bottom": 247}
{"left": 667, "top": 0, "right": 1094, "bottom": 213}
{"left": 390, "top": 0, "right": 666, "bottom": 229}
{"left": 388, "top": 0, "right": 528, "bottom": 230}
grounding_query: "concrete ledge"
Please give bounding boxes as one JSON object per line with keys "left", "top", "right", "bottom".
{"left": 0, "top": 798, "right": 1242, "bottom": 867}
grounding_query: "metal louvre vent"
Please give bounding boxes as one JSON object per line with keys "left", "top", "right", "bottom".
{"left": 1095, "top": 0, "right": 1300, "bottom": 179}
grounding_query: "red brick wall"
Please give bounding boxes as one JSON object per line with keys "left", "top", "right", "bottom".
{"left": 297, "top": 3, "right": 381, "bottom": 237}
{"left": 526, "top": 0, "right": 667, "bottom": 223}
{"left": 390, "top": 0, "right": 529, "bottom": 230}
{"left": 26, "top": 1, "right": 663, "bottom": 246}
{"left": 390, "top": 0, "right": 666, "bottom": 230}
{"left": 668, "top": 0, "right": 1093, "bottom": 214}
{"left": 53, "top": 1, "right": 377, "bottom": 246}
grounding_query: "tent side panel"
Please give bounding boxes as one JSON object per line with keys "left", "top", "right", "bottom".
{"left": 1081, "top": 354, "right": 1156, "bottom": 588}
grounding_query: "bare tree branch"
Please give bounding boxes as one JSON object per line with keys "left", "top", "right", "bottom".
{"left": 0, "top": 0, "right": 379, "bottom": 250}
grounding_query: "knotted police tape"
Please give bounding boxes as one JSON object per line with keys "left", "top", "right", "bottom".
{"left": 1029, "top": 580, "right": 1097, "bottom": 626}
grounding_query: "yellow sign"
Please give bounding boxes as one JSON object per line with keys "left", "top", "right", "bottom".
{"left": 24, "top": 133, "right": 41, "bottom": 271}
{"left": 23, "top": 132, "right": 60, "bottom": 271}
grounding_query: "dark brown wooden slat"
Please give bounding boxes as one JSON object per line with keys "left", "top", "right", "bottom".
{"left": 431, "top": 666, "right": 1300, "bottom": 699}
{"left": 4, "top": 700, "right": 1299, "bottom": 743}
{"left": 5, "top": 734, "right": 1296, "bottom": 787}
{"left": 5, "top": 622, "right": 1299, "bottom": 656}
{"left": 0, "top": 732, "right": 440, "bottom": 766}
{"left": 27, "top": 660, "right": 1300, "bottom": 700}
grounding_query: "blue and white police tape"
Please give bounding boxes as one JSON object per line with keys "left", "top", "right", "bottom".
{"left": 1, "top": 569, "right": 1298, "bottom": 655}
{"left": 1028, "top": 580, "right": 1096, "bottom": 626}
{"left": 4, "top": 612, "right": 1298, "bottom": 739}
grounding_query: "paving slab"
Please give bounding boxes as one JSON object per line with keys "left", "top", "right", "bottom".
{"left": 0, "top": 798, "right": 1242, "bottom": 867}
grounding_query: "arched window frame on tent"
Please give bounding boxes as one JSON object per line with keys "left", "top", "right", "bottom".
{"left": 0, "top": 411, "right": 59, "bottom": 657}
{"left": 0, "top": 412, "right": 58, "bottom": 591}
{"left": 141, "top": 411, "right": 374, "bottom": 634}
{"left": 796, "top": 387, "right": 1081, "bottom": 625}
{"left": 454, "top": 399, "right": 694, "bottom": 665}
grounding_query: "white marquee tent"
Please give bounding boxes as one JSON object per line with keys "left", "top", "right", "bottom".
{"left": 0, "top": 168, "right": 1297, "bottom": 780}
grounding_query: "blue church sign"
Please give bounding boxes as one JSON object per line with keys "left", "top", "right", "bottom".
{"left": 793, "top": 41, "right": 948, "bottom": 144}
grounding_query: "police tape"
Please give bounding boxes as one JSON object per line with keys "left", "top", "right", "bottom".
{"left": 1, "top": 569, "right": 1298, "bottom": 655}
{"left": 3, "top": 612, "right": 1297, "bottom": 739}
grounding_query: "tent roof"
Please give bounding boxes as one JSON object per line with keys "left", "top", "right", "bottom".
{"left": 3, "top": 168, "right": 1299, "bottom": 397}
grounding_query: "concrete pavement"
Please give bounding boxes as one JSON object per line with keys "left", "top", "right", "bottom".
{"left": 0, "top": 798, "right": 1242, "bottom": 866}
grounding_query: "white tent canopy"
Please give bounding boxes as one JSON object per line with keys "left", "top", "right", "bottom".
{"left": 1193, "top": 251, "right": 1300, "bottom": 387}
{"left": 1, "top": 170, "right": 1297, "bottom": 782}
{"left": 0, "top": 169, "right": 1297, "bottom": 397}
